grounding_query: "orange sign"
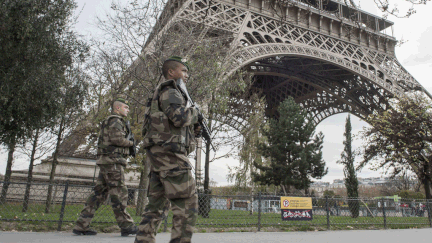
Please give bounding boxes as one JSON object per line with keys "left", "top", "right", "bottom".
{"left": 280, "top": 197, "right": 312, "bottom": 209}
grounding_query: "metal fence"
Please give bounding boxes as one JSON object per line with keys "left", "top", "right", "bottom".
{"left": 1, "top": 181, "right": 431, "bottom": 232}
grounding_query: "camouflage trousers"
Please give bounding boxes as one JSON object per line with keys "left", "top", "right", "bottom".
{"left": 135, "top": 148, "right": 197, "bottom": 243}
{"left": 74, "top": 164, "right": 134, "bottom": 231}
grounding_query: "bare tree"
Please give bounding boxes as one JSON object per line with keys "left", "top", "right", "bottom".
{"left": 83, "top": 0, "right": 265, "bottom": 212}
{"left": 227, "top": 95, "right": 266, "bottom": 189}
{"left": 17, "top": 129, "right": 56, "bottom": 212}
{"left": 372, "top": 0, "right": 429, "bottom": 18}
{"left": 45, "top": 67, "right": 89, "bottom": 213}
{"left": 390, "top": 171, "right": 420, "bottom": 191}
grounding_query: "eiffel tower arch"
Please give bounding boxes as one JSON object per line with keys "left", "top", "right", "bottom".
{"left": 53, "top": 0, "right": 431, "bottom": 158}
{"left": 144, "top": 0, "right": 430, "bottom": 128}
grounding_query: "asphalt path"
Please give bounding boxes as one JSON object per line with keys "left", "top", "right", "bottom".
{"left": 1, "top": 228, "right": 431, "bottom": 243}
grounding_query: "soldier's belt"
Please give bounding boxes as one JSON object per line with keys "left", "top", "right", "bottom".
{"left": 97, "top": 145, "right": 129, "bottom": 156}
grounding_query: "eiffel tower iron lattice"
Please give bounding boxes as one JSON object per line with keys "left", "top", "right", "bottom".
{"left": 56, "top": 0, "right": 430, "bottom": 157}
{"left": 142, "top": 0, "right": 430, "bottom": 131}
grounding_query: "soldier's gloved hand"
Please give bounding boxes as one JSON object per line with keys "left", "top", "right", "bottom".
{"left": 198, "top": 112, "right": 205, "bottom": 123}
{"left": 194, "top": 124, "right": 202, "bottom": 137}
{"left": 129, "top": 138, "right": 136, "bottom": 158}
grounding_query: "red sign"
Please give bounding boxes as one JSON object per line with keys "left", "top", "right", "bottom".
{"left": 283, "top": 199, "right": 289, "bottom": 208}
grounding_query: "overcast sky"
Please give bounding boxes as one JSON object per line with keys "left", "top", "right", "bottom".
{"left": 2, "top": 0, "right": 432, "bottom": 187}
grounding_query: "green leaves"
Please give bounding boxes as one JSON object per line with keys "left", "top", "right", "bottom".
{"left": 338, "top": 115, "right": 359, "bottom": 217}
{"left": 0, "top": 0, "right": 88, "bottom": 145}
{"left": 359, "top": 94, "right": 432, "bottom": 198}
{"left": 253, "top": 97, "right": 328, "bottom": 193}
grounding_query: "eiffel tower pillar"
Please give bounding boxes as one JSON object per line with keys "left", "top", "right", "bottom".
{"left": 195, "top": 138, "right": 203, "bottom": 189}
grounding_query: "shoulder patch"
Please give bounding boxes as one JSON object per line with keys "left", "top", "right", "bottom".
{"left": 168, "top": 88, "right": 184, "bottom": 105}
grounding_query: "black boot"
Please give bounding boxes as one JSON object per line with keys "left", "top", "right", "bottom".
{"left": 121, "top": 225, "right": 138, "bottom": 236}
{"left": 73, "top": 228, "right": 97, "bottom": 235}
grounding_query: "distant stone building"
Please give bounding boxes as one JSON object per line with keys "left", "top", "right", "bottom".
{"left": 11, "top": 156, "right": 140, "bottom": 186}
{"left": 310, "top": 177, "right": 399, "bottom": 196}
{"left": 310, "top": 181, "right": 330, "bottom": 196}
{"left": 2, "top": 156, "right": 143, "bottom": 205}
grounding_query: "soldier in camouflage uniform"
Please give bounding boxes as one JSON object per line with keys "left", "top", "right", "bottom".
{"left": 135, "top": 56, "right": 201, "bottom": 243}
{"left": 73, "top": 98, "right": 138, "bottom": 236}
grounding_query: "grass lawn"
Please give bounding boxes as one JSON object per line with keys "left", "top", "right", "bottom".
{"left": 0, "top": 202, "right": 430, "bottom": 232}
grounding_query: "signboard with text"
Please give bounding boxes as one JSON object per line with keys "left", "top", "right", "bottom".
{"left": 280, "top": 197, "right": 313, "bottom": 221}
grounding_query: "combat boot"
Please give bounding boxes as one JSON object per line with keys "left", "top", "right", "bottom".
{"left": 121, "top": 225, "right": 138, "bottom": 236}
{"left": 73, "top": 228, "right": 97, "bottom": 235}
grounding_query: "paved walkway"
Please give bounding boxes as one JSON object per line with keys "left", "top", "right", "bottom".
{"left": 1, "top": 228, "right": 431, "bottom": 243}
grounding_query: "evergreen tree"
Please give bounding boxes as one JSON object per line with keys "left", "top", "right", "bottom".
{"left": 338, "top": 115, "right": 359, "bottom": 218}
{"left": 253, "top": 97, "right": 328, "bottom": 194}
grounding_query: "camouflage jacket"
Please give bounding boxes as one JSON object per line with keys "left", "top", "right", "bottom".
{"left": 97, "top": 114, "right": 133, "bottom": 165}
{"left": 142, "top": 79, "right": 199, "bottom": 154}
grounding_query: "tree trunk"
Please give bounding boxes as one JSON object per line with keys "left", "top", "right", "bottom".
{"left": 249, "top": 159, "right": 254, "bottom": 215}
{"left": 136, "top": 160, "right": 150, "bottom": 216}
{"left": 423, "top": 162, "right": 432, "bottom": 199}
{"left": 0, "top": 139, "right": 16, "bottom": 204}
{"left": 281, "top": 185, "right": 290, "bottom": 195}
{"left": 199, "top": 107, "right": 212, "bottom": 218}
{"left": 45, "top": 119, "right": 64, "bottom": 213}
{"left": 198, "top": 128, "right": 212, "bottom": 218}
{"left": 203, "top": 114, "right": 212, "bottom": 192}
{"left": 23, "top": 129, "right": 40, "bottom": 212}
{"left": 195, "top": 138, "right": 202, "bottom": 188}
{"left": 203, "top": 141, "right": 210, "bottom": 192}
{"left": 423, "top": 177, "right": 431, "bottom": 200}
{"left": 45, "top": 159, "right": 58, "bottom": 213}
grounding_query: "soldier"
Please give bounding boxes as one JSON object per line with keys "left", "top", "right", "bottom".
{"left": 135, "top": 56, "right": 201, "bottom": 243}
{"left": 73, "top": 98, "right": 138, "bottom": 236}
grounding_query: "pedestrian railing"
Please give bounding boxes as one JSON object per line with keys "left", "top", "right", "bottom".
{"left": 0, "top": 181, "right": 430, "bottom": 232}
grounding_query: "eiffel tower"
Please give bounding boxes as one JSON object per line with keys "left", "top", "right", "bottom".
{"left": 98, "top": 0, "right": 426, "bottom": 188}
{"left": 52, "top": 0, "right": 429, "bottom": 182}
{"left": 142, "top": 0, "right": 429, "bottom": 130}
{"left": 56, "top": 0, "right": 429, "bottom": 156}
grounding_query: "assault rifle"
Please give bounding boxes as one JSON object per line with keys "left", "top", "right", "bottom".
{"left": 125, "top": 121, "right": 136, "bottom": 157}
{"left": 176, "top": 79, "right": 215, "bottom": 152}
